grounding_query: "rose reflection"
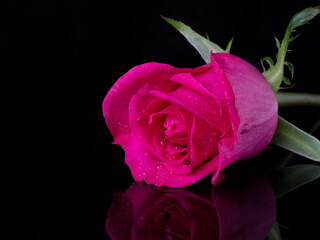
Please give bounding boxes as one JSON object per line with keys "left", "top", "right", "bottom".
{"left": 105, "top": 177, "right": 276, "bottom": 240}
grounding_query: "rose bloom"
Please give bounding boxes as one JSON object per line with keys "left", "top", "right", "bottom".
{"left": 102, "top": 52, "right": 278, "bottom": 187}
{"left": 105, "top": 177, "right": 276, "bottom": 240}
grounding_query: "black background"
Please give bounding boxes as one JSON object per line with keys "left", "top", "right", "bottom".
{"left": 1, "top": 0, "right": 320, "bottom": 239}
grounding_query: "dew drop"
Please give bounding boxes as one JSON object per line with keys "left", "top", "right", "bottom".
{"left": 156, "top": 164, "right": 163, "bottom": 170}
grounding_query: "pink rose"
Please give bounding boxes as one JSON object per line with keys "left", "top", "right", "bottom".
{"left": 102, "top": 52, "right": 278, "bottom": 187}
{"left": 105, "top": 177, "right": 276, "bottom": 240}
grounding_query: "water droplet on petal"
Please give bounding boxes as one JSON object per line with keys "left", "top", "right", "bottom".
{"left": 156, "top": 164, "right": 163, "bottom": 170}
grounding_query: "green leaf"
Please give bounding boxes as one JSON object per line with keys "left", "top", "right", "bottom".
{"left": 274, "top": 36, "right": 281, "bottom": 49}
{"left": 263, "top": 6, "right": 320, "bottom": 92}
{"left": 225, "top": 37, "right": 234, "bottom": 53}
{"left": 268, "top": 221, "right": 281, "bottom": 240}
{"left": 289, "top": 34, "right": 300, "bottom": 42}
{"left": 272, "top": 120, "right": 320, "bottom": 168}
{"left": 291, "top": 6, "right": 320, "bottom": 29}
{"left": 271, "top": 116, "right": 320, "bottom": 161}
{"left": 284, "top": 61, "right": 294, "bottom": 79}
{"left": 276, "top": 92, "right": 320, "bottom": 107}
{"left": 281, "top": 76, "right": 291, "bottom": 85}
{"left": 269, "top": 164, "right": 320, "bottom": 198}
{"left": 262, "top": 56, "right": 274, "bottom": 67}
{"left": 161, "top": 16, "right": 224, "bottom": 63}
{"left": 278, "top": 84, "right": 296, "bottom": 90}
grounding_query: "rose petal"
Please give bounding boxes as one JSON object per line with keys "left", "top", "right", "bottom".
{"left": 170, "top": 72, "right": 222, "bottom": 113}
{"left": 129, "top": 91, "right": 168, "bottom": 157}
{"left": 125, "top": 134, "right": 221, "bottom": 187}
{"left": 102, "top": 62, "right": 179, "bottom": 147}
{"left": 162, "top": 151, "right": 191, "bottom": 175}
{"left": 211, "top": 53, "right": 278, "bottom": 171}
{"left": 192, "top": 55, "right": 240, "bottom": 149}
{"left": 190, "top": 116, "right": 221, "bottom": 167}
{"left": 148, "top": 87, "right": 224, "bottom": 132}
{"left": 213, "top": 53, "right": 277, "bottom": 131}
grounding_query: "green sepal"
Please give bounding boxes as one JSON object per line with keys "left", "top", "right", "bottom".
{"left": 274, "top": 36, "right": 281, "bottom": 49}
{"left": 289, "top": 34, "right": 300, "bottom": 42}
{"left": 261, "top": 56, "right": 274, "bottom": 71}
{"left": 271, "top": 116, "right": 320, "bottom": 161}
{"left": 281, "top": 75, "right": 291, "bottom": 85}
{"left": 263, "top": 6, "right": 320, "bottom": 92}
{"left": 284, "top": 61, "right": 294, "bottom": 79}
{"left": 161, "top": 16, "right": 224, "bottom": 63}
{"left": 278, "top": 84, "right": 296, "bottom": 90}
{"left": 225, "top": 37, "right": 234, "bottom": 53}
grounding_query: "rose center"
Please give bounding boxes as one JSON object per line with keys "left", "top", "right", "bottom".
{"left": 163, "top": 115, "right": 188, "bottom": 148}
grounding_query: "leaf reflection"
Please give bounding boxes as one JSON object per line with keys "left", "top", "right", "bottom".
{"left": 105, "top": 176, "right": 276, "bottom": 240}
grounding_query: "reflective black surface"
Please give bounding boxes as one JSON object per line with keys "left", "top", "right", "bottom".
{"left": 106, "top": 176, "right": 276, "bottom": 240}
{"left": 2, "top": 0, "right": 320, "bottom": 239}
